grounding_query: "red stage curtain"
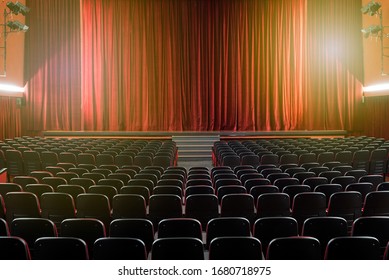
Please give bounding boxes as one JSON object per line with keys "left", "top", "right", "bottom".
{"left": 23, "top": 0, "right": 363, "bottom": 134}
{"left": 306, "top": 0, "right": 364, "bottom": 131}
{"left": 24, "top": 0, "right": 81, "bottom": 134}
{"left": 0, "top": 97, "right": 21, "bottom": 139}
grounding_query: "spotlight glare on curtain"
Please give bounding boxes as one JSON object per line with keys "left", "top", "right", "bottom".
{"left": 0, "top": 83, "right": 25, "bottom": 93}
{"left": 363, "top": 83, "right": 389, "bottom": 93}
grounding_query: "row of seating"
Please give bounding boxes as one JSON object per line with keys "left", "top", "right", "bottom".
{"left": 213, "top": 137, "right": 389, "bottom": 175}
{"left": 0, "top": 137, "right": 178, "bottom": 177}
{"left": 1, "top": 161, "right": 389, "bottom": 232}
{"left": 1, "top": 216, "right": 389, "bottom": 260}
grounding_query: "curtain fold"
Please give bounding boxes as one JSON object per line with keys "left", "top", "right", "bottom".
{"left": 0, "top": 97, "right": 21, "bottom": 139}
{"left": 20, "top": 0, "right": 364, "bottom": 136}
{"left": 24, "top": 0, "right": 81, "bottom": 133}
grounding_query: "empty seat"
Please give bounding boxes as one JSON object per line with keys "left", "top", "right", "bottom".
{"left": 351, "top": 150, "right": 369, "bottom": 171}
{"left": 209, "top": 236, "right": 263, "bottom": 260}
{"left": 10, "top": 218, "right": 57, "bottom": 256}
{"left": 61, "top": 218, "right": 106, "bottom": 258}
{"left": 56, "top": 184, "right": 86, "bottom": 205}
{"left": 324, "top": 236, "right": 381, "bottom": 260}
{"left": 40, "top": 193, "right": 76, "bottom": 231}
{"left": 76, "top": 193, "right": 111, "bottom": 228}
{"left": 291, "top": 192, "right": 326, "bottom": 233}
{"left": 41, "top": 177, "right": 67, "bottom": 191}
{"left": 0, "top": 236, "right": 31, "bottom": 260}
{"left": 0, "top": 183, "right": 23, "bottom": 197}
{"left": 30, "top": 171, "right": 54, "bottom": 183}
{"left": 157, "top": 218, "right": 202, "bottom": 240}
{"left": 88, "top": 185, "right": 118, "bottom": 206}
{"left": 148, "top": 194, "right": 182, "bottom": 226}
{"left": 313, "top": 184, "right": 342, "bottom": 206}
{"left": 273, "top": 177, "right": 299, "bottom": 192}
{"left": 93, "top": 237, "right": 147, "bottom": 260}
{"left": 151, "top": 237, "right": 204, "bottom": 260}
{"left": 362, "top": 191, "right": 389, "bottom": 216}
{"left": 302, "top": 216, "right": 348, "bottom": 258}
{"left": 220, "top": 193, "right": 255, "bottom": 222}
{"left": 256, "top": 193, "right": 291, "bottom": 218}
{"left": 112, "top": 194, "right": 146, "bottom": 219}
{"left": 13, "top": 176, "right": 39, "bottom": 189}
{"left": 266, "top": 236, "right": 321, "bottom": 260}
{"left": 34, "top": 237, "right": 89, "bottom": 260}
{"left": 185, "top": 194, "right": 219, "bottom": 228}
{"left": 253, "top": 217, "right": 298, "bottom": 255}
{"left": 327, "top": 191, "right": 362, "bottom": 232}
{"left": 369, "top": 149, "right": 387, "bottom": 174}
{"left": 5, "top": 150, "right": 25, "bottom": 176}
{"left": 352, "top": 216, "right": 389, "bottom": 257}
{"left": 69, "top": 177, "right": 95, "bottom": 191}
{"left": 345, "top": 182, "right": 374, "bottom": 202}
{"left": 5, "top": 192, "right": 41, "bottom": 224}
{"left": 24, "top": 184, "right": 54, "bottom": 202}
{"left": 359, "top": 174, "right": 384, "bottom": 189}
{"left": 23, "top": 150, "right": 42, "bottom": 174}
{"left": 0, "top": 217, "right": 9, "bottom": 236}
{"left": 109, "top": 218, "right": 154, "bottom": 253}
{"left": 206, "top": 217, "right": 251, "bottom": 249}
{"left": 302, "top": 177, "right": 328, "bottom": 190}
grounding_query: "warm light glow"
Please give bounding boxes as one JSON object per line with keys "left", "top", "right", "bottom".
{"left": 363, "top": 83, "right": 389, "bottom": 93}
{"left": 0, "top": 83, "right": 25, "bottom": 93}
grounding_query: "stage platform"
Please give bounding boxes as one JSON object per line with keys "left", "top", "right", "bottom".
{"left": 43, "top": 130, "right": 348, "bottom": 139}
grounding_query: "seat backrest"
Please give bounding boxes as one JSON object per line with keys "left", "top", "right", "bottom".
{"left": 40, "top": 192, "right": 76, "bottom": 226}
{"left": 273, "top": 177, "right": 299, "bottom": 192}
{"left": 363, "top": 191, "right": 389, "bottom": 216}
{"left": 345, "top": 182, "right": 374, "bottom": 201}
{"left": 324, "top": 236, "right": 381, "bottom": 260}
{"left": 34, "top": 237, "right": 88, "bottom": 260}
{"left": 157, "top": 218, "right": 202, "bottom": 240}
{"left": 220, "top": 193, "right": 255, "bottom": 222}
{"left": 352, "top": 216, "right": 389, "bottom": 256}
{"left": 185, "top": 194, "right": 219, "bottom": 228}
{"left": 0, "top": 183, "right": 23, "bottom": 197}
{"left": 0, "top": 217, "right": 9, "bottom": 236}
{"left": 256, "top": 193, "right": 291, "bottom": 218}
{"left": 88, "top": 185, "right": 118, "bottom": 205}
{"left": 148, "top": 194, "right": 182, "bottom": 226}
{"left": 209, "top": 236, "right": 263, "bottom": 260}
{"left": 327, "top": 191, "right": 362, "bottom": 231}
{"left": 151, "top": 237, "right": 204, "bottom": 260}
{"left": 253, "top": 217, "right": 298, "bottom": 255}
{"left": 330, "top": 176, "right": 357, "bottom": 190}
{"left": 41, "top": 176, "right": 68, "bottom": 191}
{"left": 359, "top": 174, "right": 384, "bottom": 188}
{"left": 109, "top": 218, "right": 154, "bottom": 252}
{"left": 4, "top": 192, "right": 41, "bottom": 224}
{"left": 93, "top": 237, "right": 147, "bottom": 260}
{"left": 112, "top": 194, "right": 146, "bottom": 219}
{"left": 76, "top": 193, "right": 111, "bottom": 227}
{"left": 302, "top": 216, "right": 348, "bottom": 258}
{"left": 10, "top": 218, "right": 57, "bottom": 251}
{"left": 61, "top": 218, "right": 106, "bottom": 258}
{"left": 13, "top": 176, "right": 39, "bottom": 189}
{"left": 302, "top": 177, "right": 328, "bottom": 190}
{"left": 291, "top": 192, "right": 326, "bottom": 233}
{"left": 266, "top": 236, "right": 321, "bottom": 260}
{"left": 206, "top": 217, "right": 251, "bottom": 249}
{"left": 0, "top": 236, "right": 31, "bottom": 260}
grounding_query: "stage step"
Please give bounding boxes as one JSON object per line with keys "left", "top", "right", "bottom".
{"left": 173, "top": 135, "right": 220, "bottom": 162}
